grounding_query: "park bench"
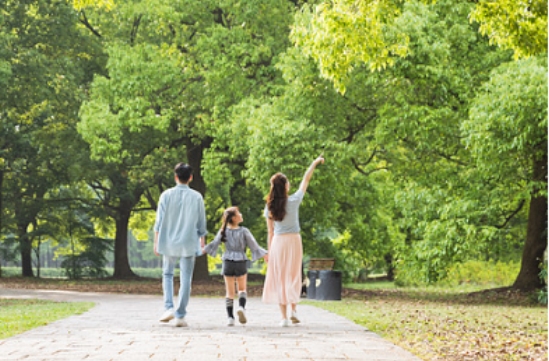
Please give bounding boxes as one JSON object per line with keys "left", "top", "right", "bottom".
{"left": 307, "top": 258, "right": 335, "bottom": 271}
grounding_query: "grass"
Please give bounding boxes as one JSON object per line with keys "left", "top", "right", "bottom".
{"left": 306, "top": 285, "right": 547, "bottom": 361}
{"left": 0, "top": 299, "right": 94, "bottom": 339}
{"left": 344, "top": 281, "right": 397, "bottom": 290}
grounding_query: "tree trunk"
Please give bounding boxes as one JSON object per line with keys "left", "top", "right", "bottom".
{"left": 187, "top": 138, "right": 212, "bottom": 282}
{"left": 384, "top": 253, "right": 395, "bottom": 281}
{"left": 513, "top": 156, "right": 547, "bottom": 291}
{"left": 0, "top": 169, "right": 3, "bottom": 244}
{"left": 112, "top": 206, "right": 137, "bottom": 279}
{"left": 19, "top": 224, "right": 34, "bottom": 277}
{"left": 0, "top": 169, "right": 3, "bottom": 278}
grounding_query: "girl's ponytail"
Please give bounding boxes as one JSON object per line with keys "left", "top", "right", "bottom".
{"left": 220, "top": 207, "right": 239, "bottom": 242}
{"left": 221, "top": 220, "right": 228, "bottom": 243}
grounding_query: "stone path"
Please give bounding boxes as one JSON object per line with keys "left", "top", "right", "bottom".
{"left": 0, "top": 288, "right": 422, "bottom": 361}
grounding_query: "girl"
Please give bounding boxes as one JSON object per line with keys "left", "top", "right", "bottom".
{"left": 262, "top": 155, "right": 324, "bottom": 326}
{"left": 203, "top": 207, "right": 268, "bottom": 326}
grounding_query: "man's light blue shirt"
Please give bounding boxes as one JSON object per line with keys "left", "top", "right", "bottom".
{"left": 154, "top": 184, "right": 207, "bottom": 257}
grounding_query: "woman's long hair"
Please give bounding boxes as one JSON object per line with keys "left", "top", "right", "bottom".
{"left": 267, "top": 173, "right": 288, "bottom": 221}
{"left": 220, "top": 207, "right": 239, "bottom": 243}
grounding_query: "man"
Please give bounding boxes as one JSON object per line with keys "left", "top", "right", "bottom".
{"left": 154, "top": 163, "right": 207, "bottom": 327}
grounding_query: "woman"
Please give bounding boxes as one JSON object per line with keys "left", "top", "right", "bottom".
{"left": 203, "top": 207, "right": 268, "bottom": 326}
{"left": 262, "top": 155, "right": 324, "bottom": 326}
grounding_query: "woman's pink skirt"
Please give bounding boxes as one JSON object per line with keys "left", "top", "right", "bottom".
{"left": 262, "top": 233, "right": 302, "bottom": 305}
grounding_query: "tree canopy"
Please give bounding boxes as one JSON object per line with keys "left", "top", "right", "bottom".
{"left": 1, "top": 0, "right": 546, "bottom": 291}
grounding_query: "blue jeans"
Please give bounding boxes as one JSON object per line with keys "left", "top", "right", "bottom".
{"left": 162, "top": 255, "right": 195, "bottom": 319}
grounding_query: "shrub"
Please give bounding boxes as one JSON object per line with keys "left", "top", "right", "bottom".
{"left": 61, "top": 237, "right": 110, "bottom": 279}
{"left": 394, "top": 260, "right": 520, "bottom": 288}
{"left": 438, "top": 260, "right": 520, "bottom": 287}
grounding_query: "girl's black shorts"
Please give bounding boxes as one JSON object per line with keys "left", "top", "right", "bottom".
{"left": 221, "top": 260, "right": 248, "bottom": 277}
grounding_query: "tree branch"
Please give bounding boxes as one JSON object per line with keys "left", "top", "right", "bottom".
{"left": 433, "top": 149, "right": 468, "bottom": 166}
{"left": 495, "top": 200, "right": 526, "bottom": 229}
{"left": 351, "top": 149, "right": 388, "bottom": 176}
{"left": 130, "top": 15, "right": 143, "bottom": 46}
{"left": 144, "top": 189, "right": 158, "bottom": 210}
{"left": 79, "top": 10, "right": 102, "bottom": 38}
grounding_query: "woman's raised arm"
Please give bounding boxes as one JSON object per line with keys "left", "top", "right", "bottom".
{"left": 299, "top": 155, "right": 325, "bottom": 194}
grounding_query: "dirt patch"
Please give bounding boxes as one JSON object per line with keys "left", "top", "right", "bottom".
{"left": 0, "top": 276, "right": 539, "bottom": 306}
{"left": 0, "top": 275, "right": 267, "bottom": 297}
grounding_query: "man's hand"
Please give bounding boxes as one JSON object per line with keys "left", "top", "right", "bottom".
{"left": 154, "top": 232, "right": 160, "bottom": 257}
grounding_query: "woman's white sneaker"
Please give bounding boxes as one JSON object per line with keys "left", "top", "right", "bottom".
{"left": 227, "top": 317, "right": 235, "bottom": 326}
{"left": 290, "top": 311, "right": 300, "bottom": 324}
{"left": 280, "top": 318, "right": 290, "bottom": 327}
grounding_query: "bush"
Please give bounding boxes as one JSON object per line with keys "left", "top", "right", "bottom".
{"left": 0, "top": 267, "right": 22, "bottom": 277}
{"left": 438, "top": 260, "right": 520, "bottom": 287}
{"left": 0, "top": 266, "right": 74, "bottom": 278}
{"left": 61, "top": 252, "right": 109, "bottom": 279}
{"left": 394, "top": 260, "right": 520, "bottom": 288}
{"left": 131, "top": 267, "right": 161, "bottom": 278}
{"left": 60, "top": 237, "right": 110, "bottom": 279}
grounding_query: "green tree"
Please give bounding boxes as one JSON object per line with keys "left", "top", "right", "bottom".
{"left": 292, "top": 0, "right": 547, "bottom": 92}
{"left": 71, "top": 0, "right": 113, "bottom": 10}
{"left": 464, "top": 56, "right": 547, "bottom": 290}
{"left": 368, "top": 0, "right": 517, "bottom": 283}
{"left": 469, "top": 0, "right": 548, "bottom": 59}
{"left": 78, "top": 0, "right": 294, "bottom": 279}
{"left": 289, "top": 0, "right": 546, "bottom": 289}
{"left": 0, "top": 0, "right": 102, "bottom": 277}
{"left": 227, "top": 41, "right": 400, "bottom": 277}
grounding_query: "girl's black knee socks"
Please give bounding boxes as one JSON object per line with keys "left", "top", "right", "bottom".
{"left": 226, "top": 298, "right": 234, "bottom": 318}
{"left": 238, "top": 291, "right": 247, "bottom": 309}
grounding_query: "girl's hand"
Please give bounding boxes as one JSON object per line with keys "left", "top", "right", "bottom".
{"left": 264, "top": 253, "right": 269, "bottom": 263}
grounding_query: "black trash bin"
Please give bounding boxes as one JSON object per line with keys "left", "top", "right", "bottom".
{"left": 315, "top": 270, "right": 342, "bottom": 301}
{"left": 306, "top": 270, "right": 319, "bottom": 300}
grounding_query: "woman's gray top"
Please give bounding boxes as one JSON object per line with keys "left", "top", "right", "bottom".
{"left": 204, "top": 227, "right": 267, "bottom": 262}
{"left": 263, "top": 190, "right": 304, "bottom": 235}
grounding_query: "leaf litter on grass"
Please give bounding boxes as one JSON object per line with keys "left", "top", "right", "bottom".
{"left": 314, "top": 288, "right": 547, "bottom": 361}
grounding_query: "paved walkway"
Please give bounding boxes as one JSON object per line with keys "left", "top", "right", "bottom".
{"left": 0, "top": 288, "right": 422, "bottom": 361}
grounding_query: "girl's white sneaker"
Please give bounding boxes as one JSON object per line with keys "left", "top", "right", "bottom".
{"left": 237, "top": 306, "right": 247, "bottom": 324}
{"left": 280, "top": 318, "right": 290, "bottom": 327}
{"left": 227, "top": 317, "right": 235, "bottom": 326}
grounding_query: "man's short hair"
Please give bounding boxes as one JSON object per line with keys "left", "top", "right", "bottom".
{"left": 174, "top": 163, "right": 193, "bottom": 183}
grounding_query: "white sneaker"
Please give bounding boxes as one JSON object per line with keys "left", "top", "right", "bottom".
{"left": 174, "top": 318, "right": 187, "bottom": 327}
{"left": 290, "top": 311, "right": 300, "bottom": 324}
{"left": 280, "top": 318, "right": 290, "bottom": 327}
{"left": 227, "top": 317, "right": 235, "bottom": 326}
{"left": 237, "top": 306, "right": 247, "bottom": 324}
{"left": 159, "top": 309, "right": 174, "bottom": 323}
